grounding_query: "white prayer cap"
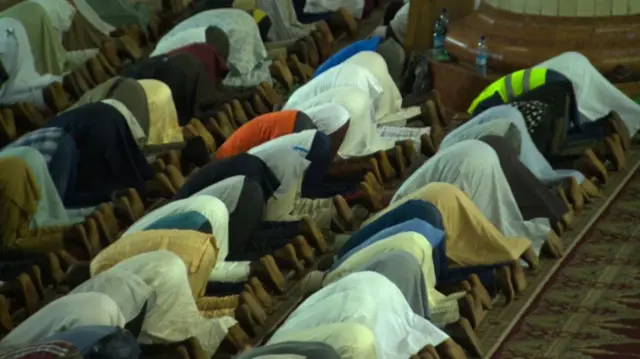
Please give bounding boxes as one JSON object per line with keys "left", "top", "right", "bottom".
{"left": 302, "top": 103, "right": 351, "bottom": 134}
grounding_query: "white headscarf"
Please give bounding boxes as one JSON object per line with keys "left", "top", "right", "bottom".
{"left": 0, "top": 293, "right": 125, "bottom": 349}
{"left": 303, "top": 103, "right": 351, "bottom": 134}
{"left": 394, "top": 140, "right": 551, "bottom": 253}
{"left": 441, "top": 104, "right": 585, "bottom": 184}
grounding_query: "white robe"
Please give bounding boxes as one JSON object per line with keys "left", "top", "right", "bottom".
{"left": 394, "top": 140, "right": 551, "bottom": 253}
{"left": 268, "top": 271, "right": 448, "bottom": 359}
{"left": 0, "top": 293, "right": 125, "bottom": 349}
{"left": 285, "top": 62, "right": 384, "bottom": 110}
{"left": 72, "top": 251, "right": 237, "bottom": 357}
{"left": 535, "top": 51, "right": 640, "bottom": 136}
{"left": 441, "top": 105, "right": 585, "bottom": 185}
{"left": 152, "top": 9, "right": 271, "bottom": 87}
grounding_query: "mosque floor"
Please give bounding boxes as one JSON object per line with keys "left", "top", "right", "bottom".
{"left": 485, "top": 149, "right": 640, "bottom": 358}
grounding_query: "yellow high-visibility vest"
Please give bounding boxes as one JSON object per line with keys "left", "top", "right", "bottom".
{"left": 468, "top": 68, "right": 548, "bottom": 114}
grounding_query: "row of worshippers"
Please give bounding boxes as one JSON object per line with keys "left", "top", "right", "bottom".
{"left": 0, "top": 44, "right": 638, "bottom": 358}
{"left": 0, "top": 0, "right": 638, "bottom": 355}
{"left": 0, "top": 0, "right": 371, "bottom": 112}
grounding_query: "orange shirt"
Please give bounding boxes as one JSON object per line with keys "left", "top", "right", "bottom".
{"left": 215, "top": 110, "right": 299, "bottom": 159}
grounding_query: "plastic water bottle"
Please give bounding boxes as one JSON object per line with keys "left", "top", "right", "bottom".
{"left": 439, "top": 8, "right": 450, "bottom": 35}
{"left": 476, "top": 35, "right": 488, "bottom": 76}
{"left": 432, "top": 18, "right": 446, "bottom": 58}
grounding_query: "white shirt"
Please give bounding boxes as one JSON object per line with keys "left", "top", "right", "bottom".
{"left": 248, "top": 131, "right": 317, "bottom": 196}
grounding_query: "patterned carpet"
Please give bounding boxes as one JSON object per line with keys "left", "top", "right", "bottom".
{"left": 493, "top": 169, "right": 640, "bottom": 358}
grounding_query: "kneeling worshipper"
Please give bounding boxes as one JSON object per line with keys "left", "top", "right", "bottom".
{"left": 152, "top": 9, "right": 272, "bottom": 87}
{"left": 440, "top": 110, "right": 602, "bottom": 211}
{"left": 0, "top": 2, "right": 102, "bottom": 78}
{"left": 370, "top": 1, "right": 408, "bottom": 46}
{"left": 247, "top": 130, "right": 367, "bottom": 230}
{"left": 0, "top": 292, "right": 130, "bottom": 349}
{"left": 172, "top": 153, "right": 281, "bottom": 251}
{"left": 106, "top": 194, "right": 303, "bottom": 291}
{"left": 314, "top": 35, "right": 405, "bottom": 83}
{"left": 324, "top": 208, "right": 525, "bottom": 327}
{"left": 284, "top": 52, "right": 435, "bottom": 158}
{"left": 336, "top": 196, "right": 533, "bottom": 308}
{"left": 122, "top": 52, "right": 253, "bottom": 126}
{"left": 468, "top": 69, "right": 627, "bottom": 171}
{"left": 393, "top": 140, "right": 560, "bottom": 257}
{"left": 468, "top": 52, "right": 633, "bottom": 152}
{"left": 302, "top": 249, "right": 484, "bottom": 357}
{"left": 67, "top": 78, "right": 189, "bottom": 157}
{"left": 37, "top": 102, "right": 155, "bottom": 207}
{"left": 441, "top": 105, "right": 605, "bottom": 189}
{"left": 215, "top": 110, "right": 318, "bottom": 159}
{"left": 266, "top": 271, "right": 467, "bottom": 359}
{"left": 0, "top": 17, "right": 86, "bottom": 109}
{"left": 536, "top": 52, "right": 640, "bottom": 147}
{"left": 33, "top": 0, "right": 140, "bottom": 65}
{"left": 0, "top": 148, "right": 95, "bottom": 256}
{"left": 2, "top": 251, "right": 245, "bottom": 358}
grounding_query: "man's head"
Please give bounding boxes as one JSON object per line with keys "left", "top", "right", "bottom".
{"left": 205, "top": 26, "right": 230, "bottom": 59}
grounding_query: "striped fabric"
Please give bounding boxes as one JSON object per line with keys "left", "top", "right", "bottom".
{"left": 0, "top": 341, "right": 81, "bottom": 359}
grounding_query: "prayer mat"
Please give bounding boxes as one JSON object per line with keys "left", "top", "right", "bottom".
{"left": 493, "top": 157, "right": 640, "bottom": 358}
{"left": 475, "top": 149, "right": 640, "bottom": 357}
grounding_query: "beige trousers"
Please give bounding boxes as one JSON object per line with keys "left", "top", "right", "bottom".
{"left": 263, "top": 179, "right": 334, "bottom": 231}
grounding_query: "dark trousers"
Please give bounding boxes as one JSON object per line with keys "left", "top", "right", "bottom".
{"left": 301, "top": 133, "right": 355, "bottom": 198}
{"left": 227, "top": 220, "right": 302, "bottom": 262}
{"left": 49, "top": 133, "right": 77, "bottom": 203}
{"left": 480, "top": 135, "right": 568, "bottom": 223}
{"left": 227, "top": 179, "right": 266, "bottom": 257}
